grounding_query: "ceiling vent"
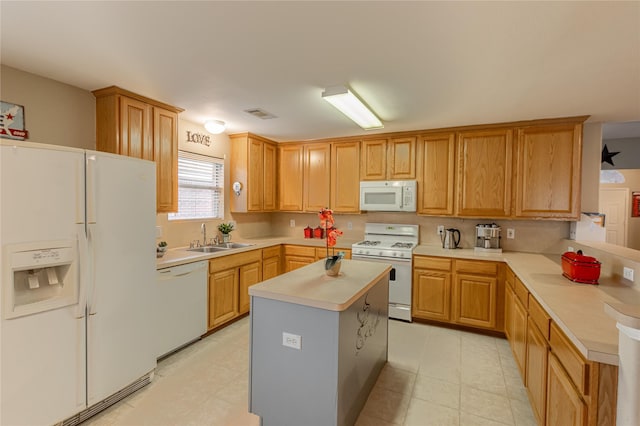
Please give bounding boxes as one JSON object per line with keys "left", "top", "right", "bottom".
{"left": 244, "top": 108, "right": 277, "bottom": 120}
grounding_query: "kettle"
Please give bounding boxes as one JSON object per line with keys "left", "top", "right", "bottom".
{"left": 442, "top": 228, "right": 461, "bottom": 249}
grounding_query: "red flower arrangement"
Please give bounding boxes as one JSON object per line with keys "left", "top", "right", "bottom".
{"left": 318, "top": 207, "right": 344, "bottom": 258}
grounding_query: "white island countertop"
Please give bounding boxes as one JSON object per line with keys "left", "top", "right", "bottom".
{"left": 249, "top": 259, "right": 391, "bottom": 312}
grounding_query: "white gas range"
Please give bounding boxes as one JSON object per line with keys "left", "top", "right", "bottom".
{"left": 351, "top": 223, "right": 419, "bottom": 322}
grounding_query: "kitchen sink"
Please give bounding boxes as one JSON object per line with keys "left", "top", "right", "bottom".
{"left": 214, "top": 243, "right": 254, "bottom": 249}
{"left": 186, "top": 246, "right": 229, "bottom": 253}
{"left": 186, "top": 243, "right": 254, "bottom": 253}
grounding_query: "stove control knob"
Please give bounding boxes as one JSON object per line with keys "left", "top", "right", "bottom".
{"left": 399, "top": 252, "right": 404, "bottom": 258}
{"left": 378, "top": 251, "right": 383, "bottom": 256}
{"left": 365, "top": 250, "right": 370, "bottom": 255}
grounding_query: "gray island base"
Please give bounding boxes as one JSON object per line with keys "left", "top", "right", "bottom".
{"left": 249, "top": 259, "right": 391, "bottom": 426}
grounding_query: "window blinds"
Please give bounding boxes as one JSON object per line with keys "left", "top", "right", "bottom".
{"left": 168, "top": 151, "right": 224, "bottom": 220}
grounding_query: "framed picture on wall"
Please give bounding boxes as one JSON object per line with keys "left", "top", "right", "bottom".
{"left": 0, "top": 101, "right": 29, "bottom": 140}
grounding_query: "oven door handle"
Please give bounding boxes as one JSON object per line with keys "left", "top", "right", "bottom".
{"left": 389, "top": 267, "right": 396, "bottom": 281}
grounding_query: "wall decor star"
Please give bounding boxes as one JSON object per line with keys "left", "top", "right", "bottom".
{"left": 601, "top": 144, "right": 620, "bottom": 166}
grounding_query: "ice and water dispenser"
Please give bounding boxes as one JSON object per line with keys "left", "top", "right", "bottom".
{"left": 3, "top": 241, "right": 78, "bottom": 319}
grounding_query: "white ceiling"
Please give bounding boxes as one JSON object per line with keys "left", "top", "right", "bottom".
{"left": 1, "top": 1, "right": 639, "bottom": 142}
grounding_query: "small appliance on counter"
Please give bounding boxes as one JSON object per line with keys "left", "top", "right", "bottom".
{"left": 441, "top": 228, "right": 461, "bottom": 249}
{"left": 474, "top": 223, "right": 502, "bottom": 253}
{"left": 561, "top": 250, "right": 601, "bottom": 285}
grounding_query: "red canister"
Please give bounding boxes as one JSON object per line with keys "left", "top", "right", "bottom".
{"left": 561, "top": 251, "right": 601, "bottom": 284}
{"left": 313, "top": 226, "right": 324, "bottom": 239}
{"left": 304, "top": 226, "right": 313, "bottom": 238}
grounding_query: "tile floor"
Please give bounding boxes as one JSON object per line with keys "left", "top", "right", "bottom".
{"left": 86, "top": 318, "right": 536, "bottom": 426}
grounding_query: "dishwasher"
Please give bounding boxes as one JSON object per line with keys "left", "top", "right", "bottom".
{"left": 156, "top": 260, "right": 208, "bottom": 359}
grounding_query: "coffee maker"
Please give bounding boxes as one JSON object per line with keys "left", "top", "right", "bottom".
{"left": 475, "top": 223, "right": 502, "bottom": 253}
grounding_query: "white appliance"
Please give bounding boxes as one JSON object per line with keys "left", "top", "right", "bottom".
{"left": 359, "top": 180, "right": 417, "bottom": 212}
{"left": 156, "top": 261, "right": 207, "bottom": 359}
{"left": 351, "top": 223, "right": 419, "bottom": 321}
{"left": 0, "top": 140, "right": 157, "bottom": 425}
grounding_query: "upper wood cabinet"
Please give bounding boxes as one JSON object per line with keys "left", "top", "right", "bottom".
{"left": 303, "top": 143, "right": 331, "bottom": 212}
{"left": 278, "top": 144, "right": 304, "bottom": 211}
{"left": 361, "top": 137, "right": 416, "bottom": 180}
{"left": 93, "top": 86, "right": 183, "bottom": 213}
{"left": 456, "top": 129, "right": 513, "bottom": 218}
{"left": 330, "top": 141, "right": 360, "bottom": 213}
{"left": 514, "top": 122, "right": 582, "bottom": 219}
{"left": 417, "top": 133, "right": 456, "bottom": 215}
{"left": 229, "top": 133, "right": 277, "bottom": 213}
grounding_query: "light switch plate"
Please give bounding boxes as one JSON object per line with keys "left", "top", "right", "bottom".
{"left": 289, "top": 219, "right": 295, "bottom": 228}
{"left": 623, "top": 267, "right": 635, "bottom": 282}
{"left": 282, "top": 332, "right": 301, "bottom": 350}
{"left": 507, "top": 228, "right": 515, "bottom": 239}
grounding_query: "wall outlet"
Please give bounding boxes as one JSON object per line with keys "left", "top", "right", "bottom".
{"left": 347, "top": 221, "right": 353, "bottom": 230}
{"left": 282, "top": 332, "right": 301, "bottom": 350}
{"left": 156, "top": 226, "right": 162, "bottom": 238}
{"left": 623, "top": 267, "right": 635, "bottom": 282}
{"left": 567, "top": 246, "right": 574, "bottom": 253}
{"left": 437, "top": 225, "right": 445, "bottom": 235}
{"left": 289, "top": 219, "right": 295, "bottom": 228}
{"left": 507, "top": 228, "right": 515, "bottom": 239}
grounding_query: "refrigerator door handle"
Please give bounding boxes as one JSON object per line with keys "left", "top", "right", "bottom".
{"left": 86, "top": 154, "right": 97, "bottom": 224}
{"left": 75, "top": 225, "right": 89, "bottom": 319}
{"left": 86, "top": 223, "right": 99, "bottom": 316}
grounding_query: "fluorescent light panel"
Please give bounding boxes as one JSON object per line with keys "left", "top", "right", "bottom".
{"left": 322, "top": 86, "right": 383, "bottom": 130}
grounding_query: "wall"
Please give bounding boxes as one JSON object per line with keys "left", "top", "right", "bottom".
{"left": 0, "top": 65, "right": 95, "bottom": 149}
{"left": 581, "top": 123, "right": 602, "bottom": 212}
{"left": 271, "top": 212, "right": 570, "bottom": 254}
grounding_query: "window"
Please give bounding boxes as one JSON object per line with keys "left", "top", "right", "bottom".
{"left": 168, "top": 151, "right": 224, "bottom": 220}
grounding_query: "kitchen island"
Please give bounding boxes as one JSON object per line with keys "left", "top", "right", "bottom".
{"left": 248, "top": 259, "right": 391, "bottom": 426}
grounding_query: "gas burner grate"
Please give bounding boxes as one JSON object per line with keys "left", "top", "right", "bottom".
{"left": 391, "top": 242, "right": 414, "bottom": 249}
{"left": 357, "top": 240, "right": 381, "bottom": 246}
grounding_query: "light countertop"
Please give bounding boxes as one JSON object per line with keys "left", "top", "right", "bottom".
{"left": 248, "top": 259, "right": 391, "bottom": 312}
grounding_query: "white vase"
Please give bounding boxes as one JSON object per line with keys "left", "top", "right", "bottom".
{"left": 222, "top": 233, "right": 231, "bottom": 243}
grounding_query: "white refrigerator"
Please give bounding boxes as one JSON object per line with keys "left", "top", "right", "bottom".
{"left": 0, "top": 140, "right": 157, "bottom": 425}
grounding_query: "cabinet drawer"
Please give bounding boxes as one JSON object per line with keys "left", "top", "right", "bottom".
{"left": 210, "top": 249, "right": 261, "bottom": 272}
{"left": 455, "top": 259, "right": 498, "bottom": 275}
{"left": 505, "top": 267, "right": 515, "bottom": 289}
{"left": 550, "top": 322, "right": 590, "bottom": 396}
{"left": 262, "top": 245, "right": 281, "bottom": 259}
{"left": 283, "top": 244, "right": 316, "bottom": 258}
{"left": 528, "top": 295, "right": 551, "bottom": 340}
{"left": 414, "top": 256, "right": 452, "bottom": 271}
{"left": 514, "top": 277, "right": 529, "bottom": 308}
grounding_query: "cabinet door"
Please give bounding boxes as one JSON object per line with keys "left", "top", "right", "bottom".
{"left": 262, "top": 255, "right": 280, "bottom": 281}
{"left": 546, "top": 353, "right": 587, "bottom": 426}
{"left": 154, "top": 107, "right": 178, "bottom": 213}
{"left": 504, "top": 284, "right": 515, "bottom": 341}
{"left": 284, "top": 256, "right": 315, "bottom": 273}
{"left": 238, "top": 261, "right": 262, "bottom": 315}
{"left": 413, "top": 269, "right": 451, "bottom": 322}
{"left": 247, "top": 138, "right": 264, "bottom": 212}
{"left": 456, "top": 129, "right": 513, "bottom": 217}
{"left": 526, "top": 317, "right": 549, "bottom": 426}
{"left": 389, "top": 137, "right": 416, "bottom": 179}
{"left": 512, "top": 295, "right": 528, "bottom": 379}
{"left": 208, "top": 268, "right": 238, "bottom": 329}
{"left": 263, "top": 142, "right": 277, "bottom": 211}
{"left": 278, "top": 144, "right": 304, "bottom": 211}
{"left": 453, "top": 273, "right": 497, "bottom": 329}
{"left": 331, "top": 141, "right": 360, "bottom": 213}
{"left": 360, "top": 139, "right": 387, "bottom": 180}
{"left": 418, "top": 133, "right": 455, "bottom": 215}
{"left": 303, "top": 143, "right": 330, "bottom": 212}
{"left": 120, "top": 96, "right": 152, "bottom": 160}
{"left": 515, "top": 123, "right": 582, "bottom": 219}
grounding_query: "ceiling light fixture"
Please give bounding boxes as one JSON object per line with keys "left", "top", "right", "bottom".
{"left": 204, "top": 119, "right": 226, "bottom": 134}
{"left": 321, "top": 86, "right": 383, "bottom": 130}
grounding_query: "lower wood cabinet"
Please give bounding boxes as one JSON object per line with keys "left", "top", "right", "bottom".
{"left": 526, "top": 315, "right": 549, "bottom": 425}
{"left": 546, "top": 352, "right": 587, "bottom": 426}
{"left": 262, "top": 246, "right": 282, "bottom": 281}
{"left": 412, "top": 256, "right": 502, "bottom": 332}
{"left": 283, "top": 245, "right": 351, "bottom": 273}
{"left": 208, "top": 249, "right": 262, "bottom": 330}
{"left": 511, "top": 288, "right": 528, "bottom": 379}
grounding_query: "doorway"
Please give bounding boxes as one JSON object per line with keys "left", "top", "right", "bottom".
{"left": 599, "top": 188, "right": 629, "bottom": 246}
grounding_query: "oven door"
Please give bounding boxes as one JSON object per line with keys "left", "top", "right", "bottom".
{"left": 351, "top": 254, "right": 412, "bottom": 322}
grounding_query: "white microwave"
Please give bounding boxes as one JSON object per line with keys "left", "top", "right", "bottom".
{"left": 359, "top": 180, "right": 417, "bottom": 212}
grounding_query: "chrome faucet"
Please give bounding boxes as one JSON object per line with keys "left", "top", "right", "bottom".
{"left": 201, "top": 223, "right": 207, "bottom": 246}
